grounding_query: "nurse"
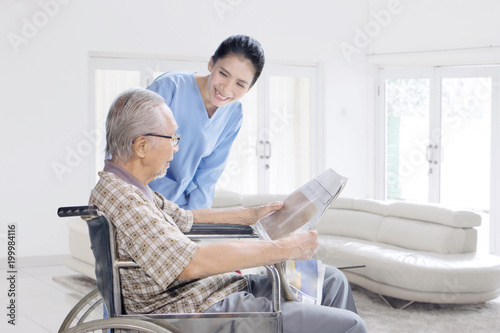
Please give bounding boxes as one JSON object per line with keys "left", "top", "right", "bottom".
{"left": 147, "top": 35, "right": 265, "bottom": 209}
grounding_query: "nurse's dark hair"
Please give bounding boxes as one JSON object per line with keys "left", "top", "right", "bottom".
{"left": 212, "top": 34, "right": 265, "bottom": 88}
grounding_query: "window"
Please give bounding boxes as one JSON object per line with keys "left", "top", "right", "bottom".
{"left": 378, "top": 66, "right": 500, "bottom": 254}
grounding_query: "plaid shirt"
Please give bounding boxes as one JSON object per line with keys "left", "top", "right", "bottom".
{"left": 89, "top": 170, "right": 247, "bottom": 314}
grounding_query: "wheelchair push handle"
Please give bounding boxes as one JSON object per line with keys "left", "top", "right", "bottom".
{"left": 57, "top": 205, "right": 99, "bottom": 217}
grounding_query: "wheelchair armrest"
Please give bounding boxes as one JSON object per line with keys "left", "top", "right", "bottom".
{"left": 57, "top": 205, "right": 99, "bottom": 217}
{"left": 57, "top": 206, "right": 258, "bottom": 238}
{"left": 186, "top": 224, "right": 258, "bottom": 238}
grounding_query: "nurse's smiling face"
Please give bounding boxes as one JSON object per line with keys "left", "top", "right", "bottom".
{"left": 206, "top": 54, "right": 256, "bottom": 110}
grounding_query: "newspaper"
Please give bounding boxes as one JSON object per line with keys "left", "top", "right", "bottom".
{"left": 255, "top": 168, "right": 347, "bottom": 241}
{"left": 255, "top": 168, "right": 348, "bottom": 303}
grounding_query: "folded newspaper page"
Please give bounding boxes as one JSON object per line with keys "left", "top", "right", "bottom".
{"left": 255, "top": 168, "right": 348, "bottom": 241}
{"left": 255, "top": 168, "right": 347, "bottom": 303}
{"left": 287, "top": 259, "right": 326, "bottom": 305}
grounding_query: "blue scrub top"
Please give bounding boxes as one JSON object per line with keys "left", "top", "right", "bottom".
{"left": 147, "top": 72, "right": 243, "bottom": 209}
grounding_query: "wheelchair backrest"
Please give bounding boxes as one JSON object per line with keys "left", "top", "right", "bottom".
{"left": 86, "top": 215, "right": 116, "bottom": 317}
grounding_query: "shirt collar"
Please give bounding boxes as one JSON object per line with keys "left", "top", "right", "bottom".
{"left": 103, "top": 160, "right": 155, "bottom": 203}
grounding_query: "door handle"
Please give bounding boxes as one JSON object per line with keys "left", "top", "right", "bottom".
{"left": 265, "top": 141, "right": 272, "bottom": 159}
{"left": 426, "top": 144, "right": 432, "bottom": 163}
{"left": 258, "top": 140, "right": 266, "bottom": 159}
{"left": 426, "top": 144, "right": 439, "bottom": 164}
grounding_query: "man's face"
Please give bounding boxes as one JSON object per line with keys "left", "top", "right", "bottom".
{"left": 148, "top": 105, "right": 179, "bottom": 181}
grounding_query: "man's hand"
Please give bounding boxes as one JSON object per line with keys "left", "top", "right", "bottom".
{"left": 250, "top": 201, "right": 284, "bottom": 223}
{"left": 179, "top": 228, "right": 318, "bottom": 280}
{"left": 275, "top": 229, "right": 319, "bottom": 261}
{"left": 191, "top": 201, "right": 283, "bottom": 226}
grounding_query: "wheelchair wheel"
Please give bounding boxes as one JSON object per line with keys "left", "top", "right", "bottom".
{"left": 58, "top": 289, "right": 179, "bottom": 333}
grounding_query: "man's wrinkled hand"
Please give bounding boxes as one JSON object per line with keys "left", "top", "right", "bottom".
{"left": 253, "top": 201, "right": 284, "bottom": 221}
{"left": 278, "top": 229, "right": 318, "bottom": 261}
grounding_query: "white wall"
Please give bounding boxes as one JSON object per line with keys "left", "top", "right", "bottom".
{"left": 0, "top": 0, "right": 371, "bottom": 259}
{"left": 367, "top": 0, "right": 500, "bottom": 58}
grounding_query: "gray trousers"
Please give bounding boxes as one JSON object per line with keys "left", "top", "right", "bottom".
{"left": 205, "top": 266, "right": 368, "bottom": 333}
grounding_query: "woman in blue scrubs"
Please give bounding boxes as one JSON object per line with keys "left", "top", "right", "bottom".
{"left": 147, "top": 35, "right": 265, "bottom": 209}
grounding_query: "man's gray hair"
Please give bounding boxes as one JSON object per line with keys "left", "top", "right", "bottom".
{"left": 105, "top": 88, "right": 167, "bottom": 162}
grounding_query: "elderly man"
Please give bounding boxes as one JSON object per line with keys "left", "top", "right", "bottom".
{"left": 89, "top": 88, "right": 367, "bottom": 333}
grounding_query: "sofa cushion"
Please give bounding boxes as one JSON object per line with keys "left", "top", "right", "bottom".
{"left": 352, "top": 198, "right": 389, "bottom": 216}
{"left": 387, "top": 201, "right": 481, "bottom": 228}
{"left": 378, "top": 217, "right": 476, "bottom": 254}
{"left": 317, "top": 209, "right": 383, "bottom": 243}
{"left": 331, "top": 197, "right": 388, "bottom": 216}
{"left": 212, "top": 190, "right": 243, "bottom": 208}
{"left": 317, "top": 209, "right": 477, "bottom": 254}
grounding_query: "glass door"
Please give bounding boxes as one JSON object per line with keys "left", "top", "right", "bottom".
{"left": 222, "top": 64, "right": 320, "bottom": 195}
{"left": 379, "top": 66, "right": 499, "bottom": 254}
{"left": 438, "top": 69, "right": 493, "bottom": 211}
{"left": 266, "top": 70, "right": 314, "bottom": 194}
{"left": 380, "top": 68, "right": 433, "bottom": 202}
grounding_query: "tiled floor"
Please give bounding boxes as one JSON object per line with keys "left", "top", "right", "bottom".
{"left": 1, "top": 264, "right": 84, "bottom": 333}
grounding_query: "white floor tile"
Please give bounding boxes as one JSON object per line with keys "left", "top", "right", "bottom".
{"left": 17, "top": 278, "right": 61, "bottom": 298}
{"left": 22, "top": 265, "right": 77, "bottom": 279}
{"left": 1, "top": 313, "right": 50, "bottom": 333}
{"left": 27, "top": 311, "right": 73, "bottom": 333}
{"left": 18, "top": 292, "right": 80, "bottom": 315}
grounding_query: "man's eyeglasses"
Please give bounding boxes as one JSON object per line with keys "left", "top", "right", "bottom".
{"left": 144, "top": 133, "right": 181, "bottom": 146}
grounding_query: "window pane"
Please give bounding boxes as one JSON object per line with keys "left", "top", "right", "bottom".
{"left": 385, "top": 78, "right": 430, "bottom": 201}
{"left": 440, "top": 77, "right": 491, "bottom": 210}
{"left": 268, "top": 76, "right": 311, "bottom": 194}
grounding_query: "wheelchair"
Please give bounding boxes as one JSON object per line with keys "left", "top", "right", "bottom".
{"left": 57, "top": 205, "right": 283, "bottom": 333}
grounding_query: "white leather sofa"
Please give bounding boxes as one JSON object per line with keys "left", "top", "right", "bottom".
{"left": 65, "top": 190, "right": 500, "bottom": 304}
{"left": 314, "top": 197, "right": 500, "bottom": 305}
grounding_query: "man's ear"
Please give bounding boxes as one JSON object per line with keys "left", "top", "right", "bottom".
{"left": 208, "top": 56, "right": 214, "bottom": 72}
{"left": 132, "top": 136, "right": 149, "bottom": 159}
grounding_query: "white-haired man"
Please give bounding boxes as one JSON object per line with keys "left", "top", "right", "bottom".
{"left": 89, "top": 88, "right": 367, "bottom": 333}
